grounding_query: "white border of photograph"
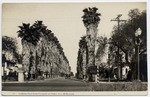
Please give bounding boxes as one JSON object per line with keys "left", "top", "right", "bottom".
{"left": 0, "top": 0, "right": 149, "bottom": 96}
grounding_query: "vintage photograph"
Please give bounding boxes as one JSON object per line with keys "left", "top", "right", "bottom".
{"left": 1, "top": 2, "right": 147, "bottom": 95}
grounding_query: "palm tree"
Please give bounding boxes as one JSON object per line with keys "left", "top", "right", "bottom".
{"left": 17, "top": 21, "right": 45, "bottom": 79}
{"left": 82, "top": 7, "right": 101, "bottom": 81}
{"left": 77, "top": 36, "right": 88, "bottom": 79}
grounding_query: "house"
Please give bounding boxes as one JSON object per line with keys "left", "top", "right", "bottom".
{"left": 113, "top": 64, "right": 130, "bottom": 80}
{"left": 2, "top": 54, "right": 18, "bottom": 81}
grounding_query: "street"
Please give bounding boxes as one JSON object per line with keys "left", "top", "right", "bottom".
{"left": 2, "top": 77, "right": 148, "bottom": 91}
{"left": 2, "top": 77, "right": 93, "bottom": 91}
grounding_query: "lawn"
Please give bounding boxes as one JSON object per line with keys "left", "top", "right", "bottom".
{"left": 90, "top": 81, "right": 147, "bottom": 91}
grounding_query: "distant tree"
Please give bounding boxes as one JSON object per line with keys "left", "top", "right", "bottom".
{"left": 2, "top": 36, "right": 19, "bottom": 62}
{"left": 70, "top": 72, "right": 74, "bottom": 76}
{"left": 42, "top": 28, "right": 68, "bottom": 65}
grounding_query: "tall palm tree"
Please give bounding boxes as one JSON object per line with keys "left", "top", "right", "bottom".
{"left": 17, "top": 21, "right": 44, "bottom": 78}
{"left": 82, "top": 7, "right": 101, "bottom": 81}
{"left": 17, "top": 21, "right": 44, "bottom": 54}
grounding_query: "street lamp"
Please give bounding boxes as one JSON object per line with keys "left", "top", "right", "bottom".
{"left": 135, "top": 28, "right": 142, "bottom": 81}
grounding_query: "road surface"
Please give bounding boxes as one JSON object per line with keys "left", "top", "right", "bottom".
{"left": 2, "top": 77, "right": 94, "bottom": 91}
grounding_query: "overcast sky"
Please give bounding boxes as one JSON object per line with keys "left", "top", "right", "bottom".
{"left": 2, "top": 3, "right": 146, "bottom": 74}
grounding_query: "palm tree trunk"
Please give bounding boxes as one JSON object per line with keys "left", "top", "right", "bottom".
{"left": 86, "top": 24, "right": 97, "bottom": 66}
{"left": 22, "top": 40, "right": 36, "bottom": 79}
{"left": 86, "top": 24, "right": 97, "bottom": 81}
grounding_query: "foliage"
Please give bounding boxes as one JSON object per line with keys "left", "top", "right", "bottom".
{"left": 2, "top": 36, "right": 20, "bottom": 62}
{"left": 77, "top": 7, "right": 101, "bottom": 80}
{"left": 17, "top": 20, "right": 68, "bottom": 63}
{"left": 17, "top": 21, "right": 45, "bottom": 46}
{"left": 17, "top": 20, "right": 70, "bottom": 77}
{"left": 110, "top": 9, "right": 146, "bottom": 63}
{"left": 95, "top": 36, "right": 108, "bottom": 63}
{"left": 77, "top": 35, "right": 108, "bottom": 79}
{"left": 42, "top": 27, "right": 68, "bottom": 64}
{"left": 76, "top": 36, "right": 87, "bottom": 79}
{"left": 79, "top": 36, "right": 87, "bottom": 49}
{"left": 109, "top": 9, "right": 146, "bottom": 80}
{"left": 2, "top": 36, "right": 17, "bottom": 53}
{"left": 70, "top": 72, "right": 74, "bottom": 76}
{"left": 82, "top": 7, "right": 101, "bottom": 27}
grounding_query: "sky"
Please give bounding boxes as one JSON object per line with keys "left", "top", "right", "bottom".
{"left": 2, "top": 3, "right": 146, "bottom": 74}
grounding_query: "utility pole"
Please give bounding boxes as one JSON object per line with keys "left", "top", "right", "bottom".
{"left": 111, "top": 14, "right": 126, "bottom": 80}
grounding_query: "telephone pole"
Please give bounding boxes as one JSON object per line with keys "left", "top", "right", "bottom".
{"left": 111, "top": 14, "right": 126, "bottom": 33}
{"left": 111, "top": 14, "right": 126, "bottom": 80}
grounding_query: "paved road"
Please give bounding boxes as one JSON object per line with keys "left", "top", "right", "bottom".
{"left": 2, "top": 77, "right": 93, "bottom": 91}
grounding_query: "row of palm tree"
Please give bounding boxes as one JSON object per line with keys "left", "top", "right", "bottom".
{"left": 76, "top": 36, "right": 87, "bottom": 79}
{"left": 17, "top": 21, "right": 70, "bottom": 79}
